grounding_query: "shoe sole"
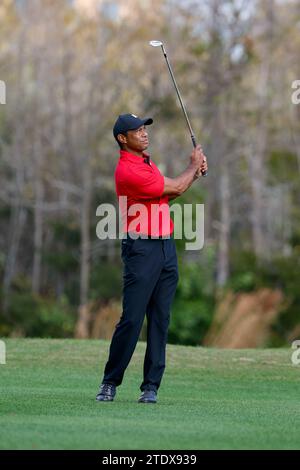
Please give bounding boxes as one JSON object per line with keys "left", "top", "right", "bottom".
{"left": 138, "top": 400, "right": 157, "bottom": 403}
{"left": 96, "top": 396, "right": 115, "bottom": 402}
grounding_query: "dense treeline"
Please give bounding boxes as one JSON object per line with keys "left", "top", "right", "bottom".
{"left": 0, "top": 0, "right": 299, "bottom": 345}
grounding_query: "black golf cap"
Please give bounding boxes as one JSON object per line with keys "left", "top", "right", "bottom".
{"left": 113, "top": 113, "right": 153, "bottom": 142}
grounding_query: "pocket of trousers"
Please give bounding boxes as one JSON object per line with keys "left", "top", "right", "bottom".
{"left": 121, "top": 238, "right": 136, "bottom": 260}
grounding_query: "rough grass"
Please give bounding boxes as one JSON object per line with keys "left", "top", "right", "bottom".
{"left": 0, "top": 339, "right": 299, "bottom": 450}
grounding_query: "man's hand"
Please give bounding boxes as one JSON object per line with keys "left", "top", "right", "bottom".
{"left": 163, "top": 144, "right": 208, "bottom": 198}
{"left": 190, "top": 144, "right": 204, "bottom": 170}
{"left": 190, "top": 145, "right": 207, "bottom": 178}
{"left": 196, "top": 155, "right": 208, "bottom": 178}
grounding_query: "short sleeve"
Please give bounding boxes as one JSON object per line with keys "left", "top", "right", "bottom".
{"left": 125, "top": 166, "right": 164, "bottom": 200}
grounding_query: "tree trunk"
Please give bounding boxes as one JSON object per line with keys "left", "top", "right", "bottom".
{"left": 2, "top": 26, "right": 27, "bottom": 313}
{"left": 32, "top": 136, "right": 44, "bottom": 294}
{"left": 216, "top": 165, "right": 230, "bottom": 287}
{"left": 248, "top": 0, "right": 274, "bottom": 259}
{"left": 75, "top": 162, "right": 91, "bottom": 338}
{"left": 3, "top": 204, "right": 27, "bottom": 313}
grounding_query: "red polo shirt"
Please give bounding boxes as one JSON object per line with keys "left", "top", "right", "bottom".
{"left": 115, "top": 150, "right": 174, "bottom": 237}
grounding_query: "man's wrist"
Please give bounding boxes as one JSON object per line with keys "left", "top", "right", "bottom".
{"left": 189, "top": 162, "right": 201, "bottom": 179}
{"left": 189, "top": 162, "right": 199, "bottom": 174}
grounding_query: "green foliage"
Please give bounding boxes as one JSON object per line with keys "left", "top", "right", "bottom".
{"left": 169, "top": 298, "right": 213, "bottom": 345}
{"left": 229, "top": 250, "right": 259, "bottom": 291}
{"left": 267, "top": 256, "right": 300, "bottom": 336}
{"left": 35, "top": 296, "right": 75, "bottom": 338}
{"left": 0, "top": 289, "right": 75, "bottom": 338}
{"left": 167, "top": 195, "right": 215, "bottom": 345}
{"left": 90, "top": 260, "right": 123, "bottom": 302}
{"left": 42, "top": 221, "right": 80, "bottom": 273}
{"left": 190, "top": 40, "right": 208, "bottom": 57}
{"left": 43, "top": 251, "right": 78, "bottom": 273}
{"left": 169, "top": 250, "right": 216, "bottom": 346}
{"left": 51, "top": 220, "right": 81, "bottom": 245}
{"left": 267, "top": 150, "right": 299, "bottom": 184}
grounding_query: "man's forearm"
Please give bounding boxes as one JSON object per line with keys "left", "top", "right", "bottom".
{"left": 163, "top": 163, "right": 199, "bottom": 198}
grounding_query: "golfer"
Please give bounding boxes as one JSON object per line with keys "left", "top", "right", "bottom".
{"left": 96, "top": 113, "right": 207, "bottom": 403}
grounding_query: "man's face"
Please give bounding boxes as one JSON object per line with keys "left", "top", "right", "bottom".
{"left": 118, "top": 125, "right": 149, "bottom": 152}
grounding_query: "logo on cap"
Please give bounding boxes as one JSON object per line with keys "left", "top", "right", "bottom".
{"left": 131, "top": 114, "right": 138, "bottom": 118}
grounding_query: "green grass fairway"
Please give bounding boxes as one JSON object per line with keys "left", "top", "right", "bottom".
{"left": 0, "top": 339, "right": 299, "bottom": 450}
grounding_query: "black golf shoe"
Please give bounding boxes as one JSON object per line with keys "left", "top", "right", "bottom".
{"left": 138, "top": 390, "right": 157, "bottom": 404}
{"left": 96, "top": 383, "right": 116, "bottom": 402}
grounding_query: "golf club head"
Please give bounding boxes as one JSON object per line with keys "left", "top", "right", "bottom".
{"left": 149, "top": 40, "right": 163, "bottom": 47}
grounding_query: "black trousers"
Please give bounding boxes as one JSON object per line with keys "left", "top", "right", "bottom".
{"left": 102, "top": 235, "right": 179, "bottom": 392}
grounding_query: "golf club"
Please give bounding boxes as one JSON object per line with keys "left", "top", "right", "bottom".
{"left": 149, "top": 40, "right": 207, "bottom": 177}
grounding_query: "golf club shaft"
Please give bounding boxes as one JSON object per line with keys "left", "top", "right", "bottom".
{"left": 160, "top": 44, "right": 207, "bottom": 177}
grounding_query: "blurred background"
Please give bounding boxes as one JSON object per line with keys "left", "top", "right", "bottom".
{"left": 0, "top": 0, "right": 299, "bottom": 347}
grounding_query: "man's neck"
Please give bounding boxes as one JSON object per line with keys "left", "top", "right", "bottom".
{"left": 122, "top": 146, "right": 144, "bottom": 158}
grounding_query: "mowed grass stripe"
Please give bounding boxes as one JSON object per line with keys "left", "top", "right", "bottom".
{"left": 0, "top": 339, "right": 299, "bottom": 449}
